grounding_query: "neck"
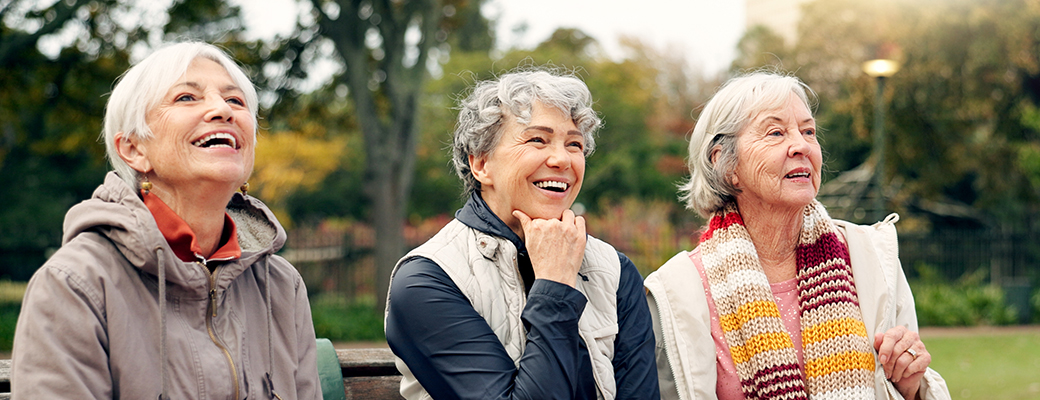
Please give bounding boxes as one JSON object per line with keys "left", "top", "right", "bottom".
{"left": 150, "top": 182, "right": 236, "bottom": 258}
{"left": 479, "top": 191, "right": 525, "bottom": 241}
{"left": 735, "top": 200, "right": 804, "bottom": 282}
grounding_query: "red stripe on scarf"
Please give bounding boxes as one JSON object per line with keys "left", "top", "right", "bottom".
{"left": 701, "top": 211, "right": 745, "bottom": 242}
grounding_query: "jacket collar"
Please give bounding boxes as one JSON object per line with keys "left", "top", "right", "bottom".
{"left": 63, "top": 172, "right": 285, "bottom": 291}
{"left": 456, "top": 192, "right": 527, "bottom": 254}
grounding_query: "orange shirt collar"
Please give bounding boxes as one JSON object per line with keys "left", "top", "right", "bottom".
{"left": 142, "top": 192, "right": 242, "bottom": 263}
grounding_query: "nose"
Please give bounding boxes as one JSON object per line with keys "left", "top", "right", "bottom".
{"left": 787, "top": 128, "right": 811, "bottom": 157}
{"left": 203, "top": 94, "right": 234, "bottom": 123}
{"left": 545, "top": 142, "right": 571, "bottom": 169}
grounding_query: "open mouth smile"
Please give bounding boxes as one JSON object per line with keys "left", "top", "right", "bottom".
{"left": 534, "top": 180, "right": 569, "bottom": 193}
{"left": 192, "top": 132, "right": 239, "bottom": 149}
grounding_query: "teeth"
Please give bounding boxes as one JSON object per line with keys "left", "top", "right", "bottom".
{"left": 535, "top": 181, "right": 568, "bottom": 191}
{"left": 786, "top": 172, "right": 810, "bottom": 178}
{"left": 192, "top": 133, "right": 237, "bottom": 149}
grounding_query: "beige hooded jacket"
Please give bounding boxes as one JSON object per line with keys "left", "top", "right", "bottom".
{"left": 11, "top": 172, "right": 321, "bottom": 399}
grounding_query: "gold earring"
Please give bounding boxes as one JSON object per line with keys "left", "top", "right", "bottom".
{"left": 140, "top": 179, "right": 152, "bottom": 195}
{"left": 239, "top": 182, "right": 249, "bottom": 195}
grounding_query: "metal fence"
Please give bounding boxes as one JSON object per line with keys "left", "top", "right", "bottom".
{"left": 283, "top": 221, "right": 1040, "bottom": 306}
{"left": 898, "top": 228, "right": 1040, "bottom": 283}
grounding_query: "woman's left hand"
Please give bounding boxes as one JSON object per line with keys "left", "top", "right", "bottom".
{"left": 874, "top": 326, "right": 930, "bottom": 400}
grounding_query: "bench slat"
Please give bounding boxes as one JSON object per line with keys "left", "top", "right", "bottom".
{"left": 0, "top": 348, "right": 403, "bottom": 399}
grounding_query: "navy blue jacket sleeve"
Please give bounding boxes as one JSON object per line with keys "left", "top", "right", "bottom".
{"left": 612, "top": 252, "right": 661, "bottom": 399}
{"left": 385, "top": 257, "right": 591, "bottom": 400}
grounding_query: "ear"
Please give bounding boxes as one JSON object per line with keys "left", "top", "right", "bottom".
{"left": 469, "top": 154, "right": 493, "bottom": 187}
{"left": 709, "top": 145, "right": 721, "bottom": 165}
{"left": 115, "top": 133, "right": 153, "bottom": 174}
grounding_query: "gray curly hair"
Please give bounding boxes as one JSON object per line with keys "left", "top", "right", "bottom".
{"left": 451, "top": 69, "right": 602, "bottom": 196}
{"left": 678, "top": 71, "right": 817, "bottom": 217}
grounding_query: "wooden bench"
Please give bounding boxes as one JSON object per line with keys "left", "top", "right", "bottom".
{"left": 0, "top": 347, "right": 403, "bottom": 400}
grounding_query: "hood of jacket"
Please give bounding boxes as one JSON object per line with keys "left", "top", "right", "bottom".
{"left": 62, "top": 171, "right": 287, "bottom": 291}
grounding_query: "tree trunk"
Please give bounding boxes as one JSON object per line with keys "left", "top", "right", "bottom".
{"left": 370, "top": 171, "right": 406, "bottom": 309}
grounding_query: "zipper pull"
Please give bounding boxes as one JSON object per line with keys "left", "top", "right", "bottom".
{"left": 210, "top": 288, "right": 218, "bottom": 318}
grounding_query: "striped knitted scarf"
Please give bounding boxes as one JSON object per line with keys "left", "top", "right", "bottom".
{"left": 700, "top": 200, "right": 875, "bottom": 400}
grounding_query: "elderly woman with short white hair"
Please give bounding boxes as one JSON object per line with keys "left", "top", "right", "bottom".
{"left": 645, "top": 71, "right": 951, "bottom": 400}
{"left": 12, "top": 42, "right": 321, "bottom": 399}
{"left": 384, "top": 69, "right": 660, "bottom": 399}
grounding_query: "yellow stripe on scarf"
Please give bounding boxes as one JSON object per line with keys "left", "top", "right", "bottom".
{"left": 719, "top": 300, "right": 782, "bottom": 332}
{"left": 804, "top": 351, "right": 876, "bottom": 378}
{"left": 730, "top": 331, "right": 794, "bottom": 364}
{"left": 802, "top": 317, "right": 868, "bottom": 346}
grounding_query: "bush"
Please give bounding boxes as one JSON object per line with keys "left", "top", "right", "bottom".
{"left": 910, "top": 263, "right": 1018, "bottom": 326}
{"left": 1032, "top": 288, "right": 1040, "bottom": 323}
{"left": 309, "top": 293, "right": 385, "bottom": 342}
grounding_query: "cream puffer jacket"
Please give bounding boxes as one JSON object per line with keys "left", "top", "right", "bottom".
{"left": 644, "top": 215, "right": 951, "bottom": 400}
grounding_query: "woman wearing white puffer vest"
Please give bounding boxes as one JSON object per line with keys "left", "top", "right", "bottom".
{"left": 384, "top": 68, "right": 659, "bottom": 400}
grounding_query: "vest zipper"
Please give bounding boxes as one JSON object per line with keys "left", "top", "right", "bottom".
{"left": 206, "top": 264, "right": 241, "bottom": 399}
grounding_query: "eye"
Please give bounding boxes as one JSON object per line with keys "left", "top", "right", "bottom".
{"left": 226, "top": 97, "right": 245, "bottom": 106}
{"left": 526, "top": 137, "right": 546, "bottom": 144}
{"left": 175, "top": 94, "right": 196, "bottom": 102}
{"left": 803, "top": 128, "right": 816, "bottom": 136}
{"left": 768, "top": 129, "right": 783, "bottom": 137}
{"left": 568, "top": 139, "right": 585, "bottom": 151}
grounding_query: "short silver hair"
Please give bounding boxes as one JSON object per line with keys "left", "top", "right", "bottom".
{"left": 678, "top": 71, "right": 816, "bottom": 217}
{"left": 451, "top": 69, "right": 602, "bottom": 196}
{"left": 102, "top": 42, "right": 258, "bottom": 189}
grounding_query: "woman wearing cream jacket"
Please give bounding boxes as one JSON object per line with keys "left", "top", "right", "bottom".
{"left": 645, "top": 71, "right": 949, "bottom": 400}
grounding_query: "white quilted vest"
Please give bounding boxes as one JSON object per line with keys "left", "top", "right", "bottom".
{"left": 387, "top": 219, "right": 622, "bottom": 400}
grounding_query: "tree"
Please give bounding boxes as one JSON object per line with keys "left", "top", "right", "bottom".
{"left": 297, "top": 0, "right": 491, "bottom": 306}
{"left": 0, "top": 0, "right": 279, "bottom": 279}
{"left": 0, "top": 0, "right": 137, "bottom": 279}
{"left": 732, "top": 0, "right": 1040, "bottom": 228}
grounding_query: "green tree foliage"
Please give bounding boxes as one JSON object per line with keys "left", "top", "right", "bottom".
{"left": 274, "top": 0, "right": 495, "bottom": 307}
{"left": 0, "top": 0, "right": 282, "bottom": 279}
{"left": 1, "top": 0, "right": 133, "bottom": 279}
{"left": 734, "top": 0, "right": 1040, "bottom": 227}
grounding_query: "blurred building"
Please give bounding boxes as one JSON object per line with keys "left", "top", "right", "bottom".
{"left": 745, "top": 0, "right": 813, "bottom": 45}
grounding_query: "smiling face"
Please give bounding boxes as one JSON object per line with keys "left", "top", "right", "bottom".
{"left": 122, "top": 57, "right": 255, "bottom": 198}
{"left": 731, "top": 92, "right": 822, "bottom": 213}
{"left": 471, "top": 101, "right": 586, "bottom": 236}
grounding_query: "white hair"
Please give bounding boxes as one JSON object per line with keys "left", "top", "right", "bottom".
{"left": 102, "top": 42, "right": 258, "bottom": 189}
{"left": 678, "top": 71, "right": 816, "bottom": 217}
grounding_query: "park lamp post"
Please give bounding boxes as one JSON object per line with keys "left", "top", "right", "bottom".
{"left": 862, "top": 59, "right": 900, "bottom": 221}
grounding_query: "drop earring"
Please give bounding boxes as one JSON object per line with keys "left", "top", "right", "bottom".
{"left": 239, "top": 182, "right": 249, "bottom": 196}
{"left": 140, "top": 178, "right": 152, "bottom": 195}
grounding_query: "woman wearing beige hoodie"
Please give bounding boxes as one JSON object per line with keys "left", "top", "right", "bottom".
{"left": 11, "top": 42, "right": 321, "bottom": 399}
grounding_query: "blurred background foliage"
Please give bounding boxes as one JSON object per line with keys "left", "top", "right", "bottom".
{"left": 1, "top": 0, "right": 1039, "bottom": 323}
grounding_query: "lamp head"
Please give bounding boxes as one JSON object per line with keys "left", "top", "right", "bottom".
{"left": 862, "top": 59, "right": 900, "bottom": 78}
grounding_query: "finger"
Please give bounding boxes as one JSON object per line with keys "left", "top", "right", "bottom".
{"left": 574, "top": 215, "right": 587, "bottom": 236}
{"left": 513, "top": 210, "right": 532, "bottom": 228}
{"left": 877, "top": 326, "right": 907, "bottom": 377}
{"left": 900, "top": 347, "right": 930, "bottom": 380}
{"left": 890, "top": 350, "right": 913, "bottom": 383}
{"left": 561, "top": 209, "right": 575, "bottom": 224}
{"left": 879, "top": 326, "right": 906, "bottom": 362}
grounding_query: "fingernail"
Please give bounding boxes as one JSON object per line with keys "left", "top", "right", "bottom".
{"left": 880, "top": 355, "right": 887, "bottom": 364}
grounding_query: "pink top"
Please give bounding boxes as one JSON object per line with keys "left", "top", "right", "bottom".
{"left": 690, "top": 251, "right": 805, "bottom": 400}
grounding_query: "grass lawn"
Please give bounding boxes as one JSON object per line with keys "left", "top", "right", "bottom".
{"left": 922, "top": 327, "right": 1040, "bottom": 400}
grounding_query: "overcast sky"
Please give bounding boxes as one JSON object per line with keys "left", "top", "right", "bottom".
{"left": 235, "top": 0, "right": 746, "bottom": 76}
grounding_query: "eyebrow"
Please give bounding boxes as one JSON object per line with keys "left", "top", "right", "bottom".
{"left": 171, "top": 81, "right": 243, "bottom": 94}
{"left": 525, "top": 125, "right": 583, "bottom": 136}
{"left": 758, "top": 115, "right": 815, "bottom": 126}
